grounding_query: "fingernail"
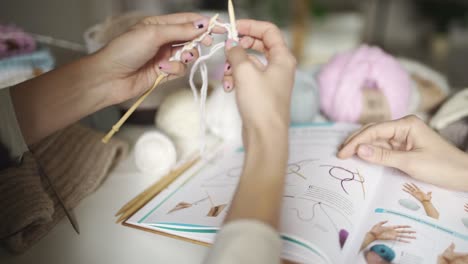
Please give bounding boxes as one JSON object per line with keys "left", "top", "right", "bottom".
{"left": 158, "top": 61, "right": 171, "bottom": 71}
{"left": 224, "top": 63, "right": 231, "bottom": 72}
{"left": 194, "top": 18, "right": 208, "bottom": 29}
{"left": 226, "top": 39, "right": 238, "bottom": 50}
{"left": 358, "top": 145, "right": 373, "bottom": 157}
{"left": 223, "top": 81, "right": 232, "bottom": 92}
{"left": 181, "top": 52, "right": 194, "bottom": 63}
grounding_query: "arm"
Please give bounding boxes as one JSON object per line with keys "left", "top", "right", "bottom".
{"left": 224, "top": 127, "right": 288, "bottom": 228}
{"left": 10, "top": 13, "right": 212, "bottom": 145}
{"left": 204, "top": 20, "right": 296, "bottom": 264}
{"left": 421, "top": 200, "right": 440, "bottom": 219}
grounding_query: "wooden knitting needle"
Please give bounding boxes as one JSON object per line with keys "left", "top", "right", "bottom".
{"left": 115, "top": 156, "right": 200, "bottom": 223}
{"left": 228, "top": 0, "right": 239, "bottom": 40}
{"left": 102, "top": 74, "right": 167, "bottom": 143}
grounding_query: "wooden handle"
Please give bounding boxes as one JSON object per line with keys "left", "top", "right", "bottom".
{"left": 102, "top": 74, "right": 166, "bottom": 143}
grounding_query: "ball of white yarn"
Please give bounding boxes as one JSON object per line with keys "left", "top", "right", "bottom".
{"left": 156, "top": 89, "right": 201, "bottom": 140}
{"left": 134, "top": 131, "right": 177, "bottom": 176}
{"left": 206, "top": 84, "right": 243, "bottom": 145}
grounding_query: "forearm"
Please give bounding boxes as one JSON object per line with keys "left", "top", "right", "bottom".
{"left": 224, "top": 126, "right": 289, "bottom": 229}
{"left": 360, "top": 233, "right": 375, "bottom": 251}
{"left": 422, "top": 201, "right": 440, "bottom": 219}
{"left": 10, "top": 54, "right": 111, "bottom": 145}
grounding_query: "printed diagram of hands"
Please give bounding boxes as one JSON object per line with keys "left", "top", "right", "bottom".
{"left": 437, "top": 243, "right": 468, "bottom": 264}
{"left": 465, "top": 203, "right": 468, "bottom": 213}
{"left": 360, "top": 220, "right": 416, "bottom": 251}
{"left": 402, "top": 183, "right": 440, "bottom": 219}
{"left": 462, "top": 203, "right": 468, "bottom": 229}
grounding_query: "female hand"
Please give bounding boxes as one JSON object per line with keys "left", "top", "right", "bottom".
{"left": 222, "top": 20, "right": 296, "bottom": 145}
{"left": 369, "top": 221, "right": 415, "bottom": 243}
{"left": 403, "top": 183, "right": 432, "bottom": 203}
{"left": 337, "top": 115, "right": 468, "bottom": 191}
{"left": 438, "top": 243, "right": 468, "bottom": 264}
{"left": 94, "top": 13, "right": 218, "bottom": 104}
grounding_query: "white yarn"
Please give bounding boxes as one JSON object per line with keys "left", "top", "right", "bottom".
{"left": 166, "top": 15, "right": 237, "bottom": 155}
{"left": 206, "top": 83, "right": 243, "bottom": 146}
{"left": 156, "top": 89, "right": 201, "bottom": 140}
{"left": 134, "top": 131, "right": 177, "bottom": 176}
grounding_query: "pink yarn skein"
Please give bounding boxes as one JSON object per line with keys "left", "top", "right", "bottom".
{"left": 317, "top": 45, "right": 412, "bottom": 122}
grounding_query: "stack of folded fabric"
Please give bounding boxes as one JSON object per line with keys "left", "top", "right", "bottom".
{"left": 0, "top": 24, "right": 54, "bottom": 88}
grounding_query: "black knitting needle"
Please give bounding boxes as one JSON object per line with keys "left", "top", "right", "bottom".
{"left": 36, "top": 160, "right": 80, "bottom": 234}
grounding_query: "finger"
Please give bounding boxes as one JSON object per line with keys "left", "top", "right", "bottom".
{"left": 341, "top": 123, "right": 375, "bottom": 148}
{"left": 338, "top": 121, "right": 399, "bottom": 159}
{"left": 180, "top": 49, "right": 198, "bottom": 64}
{"left": 240, "top": 36, "right": 266, "bottom": 53}
{"left": 397, "top": 230, "right": 416, "bottom": 234}
{"left": 392, "top": 225, "right": 412, "bottom": 229}
{"left": 223, "top": 62, "right": 233, "bottom": 76}
{"left": 225, "top": 40, "right": 256, "bottom": 75}
{"left": 397, "top": 235, "right": 417, "bottom": 239}
{"left": 378, "top": 220, "right": 388, "bottom": 226}
{"left": 143, "top": 13, "right": 207, "bottom": 25}
{"left": 158, "top": 61, "right": 187, "bottom": 76}
{"left": 153, "top": 19, "right": 209, "bottom": 45}
{"left": 397, "top": 238, "right": 412, "bottom": 243}
{"left": 354, "top": 144, "right": 409, "bottom": 170}
{"left": 222, "top": 76, "right": 234, "bottom": 93}
{"left": 201, "top": 35, "right": 213, "bottom": 46}
{"left": 236, "top": 19, "right": 294, "bottom": 69}
{"left": 404, "top": 183, "right": 415, "bottom": 191}
{"left": 411, "top": 183, "right": 421, "bottom": 191}
{"left": 248, "top": 54, "right": 267, "bottom": 70}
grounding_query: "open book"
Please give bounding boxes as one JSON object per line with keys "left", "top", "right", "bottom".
{"left": 126, "top": 123, "right": 468, "bottom": 263}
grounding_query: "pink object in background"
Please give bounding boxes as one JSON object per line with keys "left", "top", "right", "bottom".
{"left": 317, "top": 45, "right": 412, "bottom": 122}
{"left": 0, "top": 24, "right": 36, "bottom": 59}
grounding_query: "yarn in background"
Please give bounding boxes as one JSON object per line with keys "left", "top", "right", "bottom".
{"left": 156, "top": 89, "right": 201, "bottom": 147}
{"left": 290, "top": 69, "right": 320, "bottom": 124}
{"left": 317, "top": 45, "right": 412, "bottom": 123}
{"left": 206, "top": 84, "right": 243, "bottom": 146}
{"left": 0, "top": 24, "right": 36, "bottom": 59}
{"left": 134, "top": 131, "right": 177, "bottom": 176}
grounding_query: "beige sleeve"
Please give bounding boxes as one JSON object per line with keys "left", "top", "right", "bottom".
{"left": 0, "top": 87, "right": 29, "bottom": 159}
{"left": 204, "top": 220, "right": 282, "bottom": 264}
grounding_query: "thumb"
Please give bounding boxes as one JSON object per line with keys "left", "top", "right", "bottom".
{"left": 225, "top": 41, "right": 253, "bottom": 72}
{"left": 356, "top": 144, "right": 406, "bottom": 169}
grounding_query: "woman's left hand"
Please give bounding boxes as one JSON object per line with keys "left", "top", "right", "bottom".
{"left": 93, "top": 12, "right": 218, "bottom": 104}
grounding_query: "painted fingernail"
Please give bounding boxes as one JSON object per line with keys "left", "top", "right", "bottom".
{"left": 181, "top": 52, "right": 194, "bottom": 63}
{"left": 223, "top": 81, "right": 232, "bottom": 91}
{"left": 224, "top": 63, "right": 231, "bottom": 72}
{"left": 358, "top": 145, "right": 373, "bottom": 157}
{"left": 194, "top": 18, "right": 208, "bottom": 29}
{"left": 226, "top": 39, "right": 238, "bottom": 50}
{"left": 158, "top": 61, "right": 171, "bottom": 71}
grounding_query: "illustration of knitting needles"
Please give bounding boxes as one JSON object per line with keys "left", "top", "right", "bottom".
{"left": 167, "top": 190, "right": 227, "bottom": 217}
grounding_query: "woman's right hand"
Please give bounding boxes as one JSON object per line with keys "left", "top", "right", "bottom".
{"left": 338, "top": 115, "right": 468, "bottom": 191}
{"left": 222, "top": 20, "right": 296, "bottom": 146}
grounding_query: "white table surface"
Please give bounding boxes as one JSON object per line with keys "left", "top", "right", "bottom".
{"left": 0, "top": 125, "right": 209, "bottom": 264}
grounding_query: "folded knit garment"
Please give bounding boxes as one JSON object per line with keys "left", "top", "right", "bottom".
{"left": 0, "top": 123, "right": 128, "bottom": 253}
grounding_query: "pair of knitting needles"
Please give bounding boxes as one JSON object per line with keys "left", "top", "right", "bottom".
{"left": 102, "top": 0, "right": 237, "bottom": 144}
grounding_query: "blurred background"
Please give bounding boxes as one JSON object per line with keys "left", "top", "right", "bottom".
{"left": 2, "top": 0, "right": 468, "bottom": 87}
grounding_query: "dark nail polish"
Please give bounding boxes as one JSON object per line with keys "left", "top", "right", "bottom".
{"left": 227, "top": 65, "right": 231, "bottom": 71}
{"left": 197, "top": 24, "right": 204, "bottom": 29}
{"left": 189, "top": 52, "right": 194, "bottom": 57}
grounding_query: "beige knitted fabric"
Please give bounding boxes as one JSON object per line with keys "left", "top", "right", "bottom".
{"left": 0, "top": 123, "right": 128, "bottom": 253}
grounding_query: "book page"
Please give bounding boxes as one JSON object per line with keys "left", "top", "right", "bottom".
{"left": 351, "top": 168, "right": 468, "bottom": 264}
{"left": 127, "top": 123, "right": 386, "bottom": 263}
